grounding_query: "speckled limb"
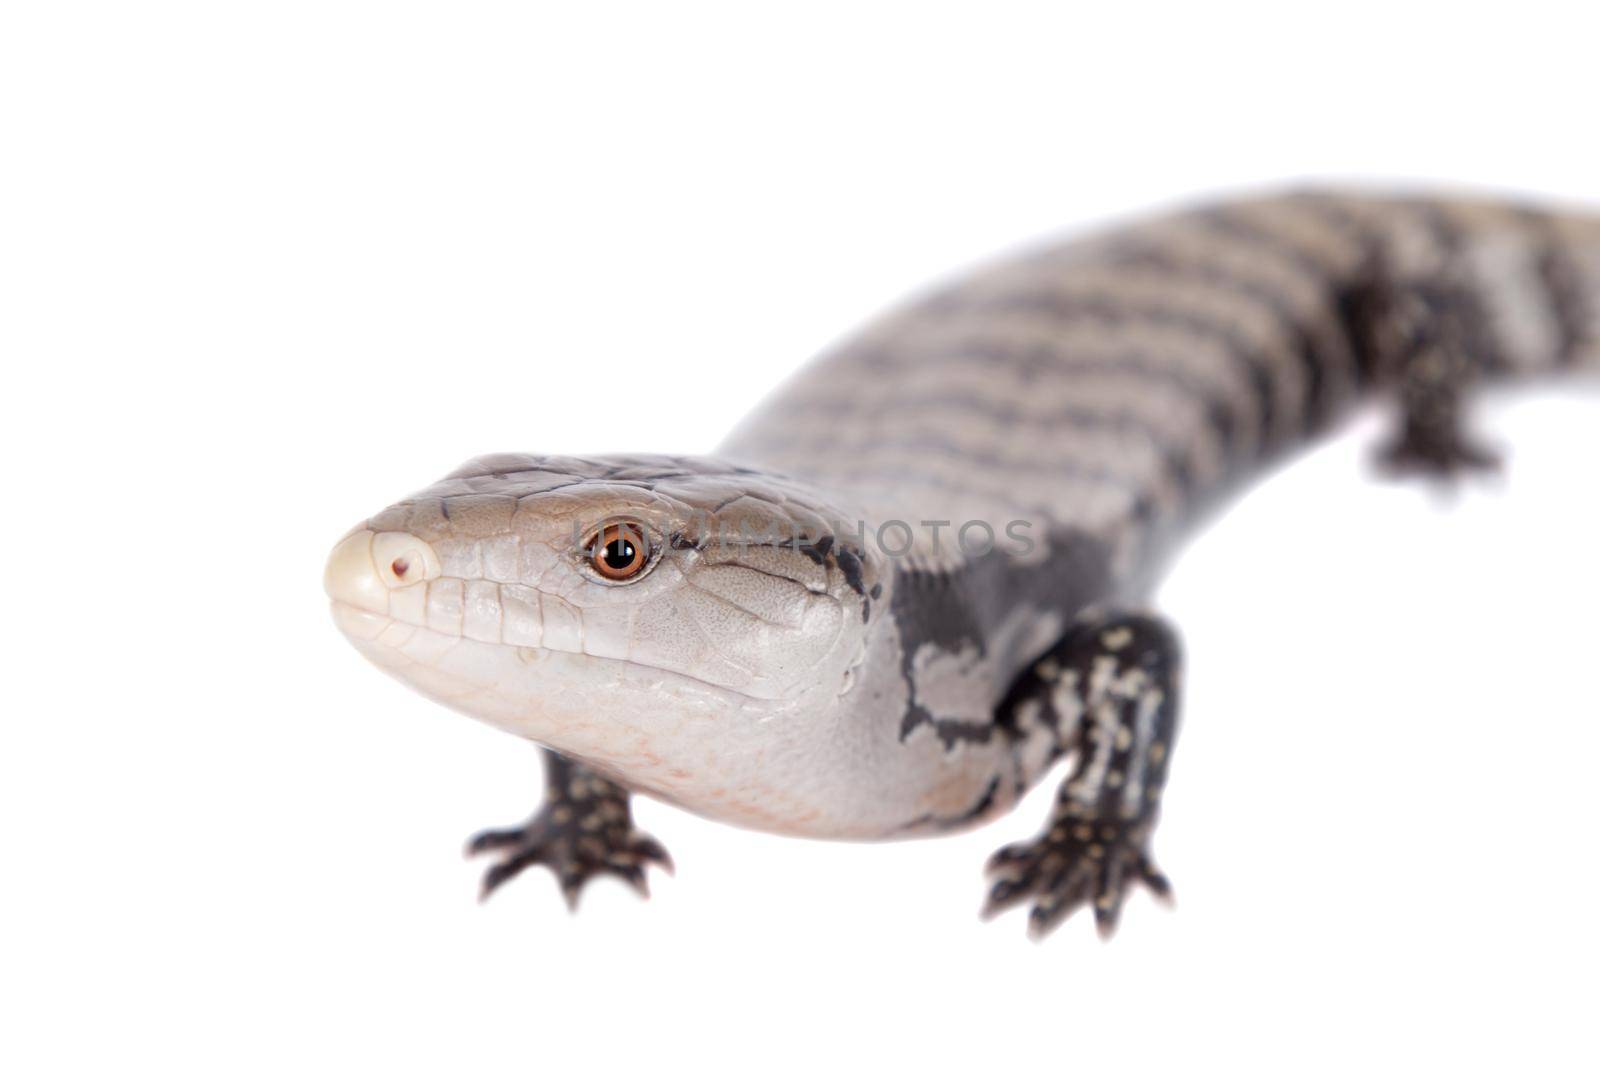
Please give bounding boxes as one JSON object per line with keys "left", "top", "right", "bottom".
{"left": 1366, "top": 278, "right": 1503, "bottom": 477}
{"left": 468, "top": 748, "right": 672, "bottom": 908}
{"left": 985, "top": 610, "right": 1181, "bottom": 939}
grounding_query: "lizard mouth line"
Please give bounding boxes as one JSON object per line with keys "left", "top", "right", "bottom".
{"left": 327, "top": 598, "right": 770, "bottom": 702}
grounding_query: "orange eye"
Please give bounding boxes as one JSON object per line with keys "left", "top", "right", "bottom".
{"left": 587, "top": 523, "right": 650, "bottom": 581}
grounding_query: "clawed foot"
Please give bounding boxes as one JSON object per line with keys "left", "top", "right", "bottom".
{"left": 468, "top": 778, "right": 672, "bottom": 909}
{"left": 983, "top": 815, "right": 1171, "bottom": 940}
{"left": 1377, "top": 430, "right": 1502, "bottom": 480}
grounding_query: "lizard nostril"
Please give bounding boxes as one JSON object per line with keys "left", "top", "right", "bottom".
{"left": 371, "top": 532, "right": 440, "bottom": 590}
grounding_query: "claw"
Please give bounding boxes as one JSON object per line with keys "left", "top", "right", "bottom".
{"left": 603, "top": 861, "right": 652, "bottom": 899}
{"left": 1026, "top": 870, "right": 1093, "bottom": 941}
{"left": 558, "top": 865, "right": 586, "bottom": 912}
{"left": 466, "top": 827, "right": 527, "bottom": 857}
{"left": 1378, "top": 432, "right": 1502, "bottom": 480}
{"left": 1090, "top": 851, "right": 1128, "bottom": 934}
{"left": 469, "top": 807, "right": 670, "bottom": 909}
{"left": 985, "top": 815, "right": 1170, "bottom": 940}
{"left": 984, "top": 843, "right": 1034, "bottom": 874}
{"left": 1135, "top": 854, "right": 1174, "bottom": 902}
{"left": 625, "top": 832, "right": 674, "bottom": 875}
{"left": 469, "top": 752, "right": 671, "bottom": 911}
{"left": 1090, "top": 901, "right": 1119, "bottom": 939}
{"left": 480, "top": 846, "right": 547, "bottom": 902}
{"left": 982, "top": 871, "right": 1040, "bottom": 920}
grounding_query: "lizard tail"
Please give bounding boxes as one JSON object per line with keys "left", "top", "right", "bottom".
{"left": 1462, "top": 199, "right": 1600, "bottom": 380}
{"left": 1324, "top": 194, "right": 1600, "bottom": 389}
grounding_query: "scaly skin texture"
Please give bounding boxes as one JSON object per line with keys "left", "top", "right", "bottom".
{"left": 326, "top": 190, "right": 1599, "bottom": 934}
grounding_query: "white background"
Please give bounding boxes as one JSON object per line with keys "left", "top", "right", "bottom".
{"left": 3, "top": 3, "right": 1598, "bottom": 1064}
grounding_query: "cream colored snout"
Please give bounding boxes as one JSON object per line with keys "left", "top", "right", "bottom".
{"left": 323, "top": 529, "right": 441, "bottom": 615}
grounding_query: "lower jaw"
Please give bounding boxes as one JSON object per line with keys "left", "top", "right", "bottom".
{"left": 326, "top": 602, "right": 892, "bottom": 837}
{"left": 327, "top": 599, "right": 757, "bottom": 784}
{"left": 330, "top": 600, "right": 571, "bottom": 735}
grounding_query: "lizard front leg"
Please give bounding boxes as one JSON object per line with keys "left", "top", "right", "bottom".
{"left": 985, "top": 609, "right": 1182, "bottom": 940}
{"left": 468, "top": 748, "right": 672, "bottom": 909}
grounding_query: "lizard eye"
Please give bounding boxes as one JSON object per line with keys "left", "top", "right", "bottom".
{"left": 587, "top": 522, "right": 651, "bottom": 582}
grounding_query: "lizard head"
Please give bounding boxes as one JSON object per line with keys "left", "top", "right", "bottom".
{"left": 324, "top": 454, "right": 884, "bottom": 824}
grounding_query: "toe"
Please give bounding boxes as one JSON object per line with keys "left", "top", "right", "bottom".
{"left": 1026, "top": 870, "right": 1092, "bottom": 940}
{"left": 466, "top": 827, "right": 528, "bottom": 856}
{"left": 982, "top": 871, "right": 1040, "bottom": 919}
{"left": 985, "top": 843, "right": 1036, "bottom": 874}
{"left": 627, "top": 833, "right": 674, "bottom": 873}
{"left": 479, "top": 845, "right": 550, "bottom": 901}
{"left": 1134, "top": 854, "right": 1173, "bottom": 901}
{"left": 603, "top": 861, "right": 652, "bottom": 898}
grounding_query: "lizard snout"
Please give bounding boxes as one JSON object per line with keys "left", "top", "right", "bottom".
{"left": 324, "top": 529, "right": 439, "bottom": 616}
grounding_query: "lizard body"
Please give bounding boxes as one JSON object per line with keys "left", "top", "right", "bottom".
{"left": 326, "top": 190, "right": 1599, "bottom": 934}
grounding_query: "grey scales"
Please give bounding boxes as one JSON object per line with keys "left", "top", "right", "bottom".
{"left": 325, "top": 190, "right": 1600, "bottom": 938}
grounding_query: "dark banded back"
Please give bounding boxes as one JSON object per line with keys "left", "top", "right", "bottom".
{"left": 720, "top": 191, "right": 1600, "bottom": 582}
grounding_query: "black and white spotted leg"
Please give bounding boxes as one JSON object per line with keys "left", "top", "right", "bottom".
{"left": 985, "top": 609, "right": 1181, "bottom": 940}
{"left": 467, "top": 748, "right": 672, "bottom": 909}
